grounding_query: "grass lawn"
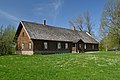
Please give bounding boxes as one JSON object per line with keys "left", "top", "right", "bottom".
{"left": 0, "top": 51, "right": 120, "bottom": 80}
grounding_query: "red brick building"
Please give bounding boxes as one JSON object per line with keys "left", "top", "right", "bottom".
{"left": 15, "top": 21, "right": 99, "bottom": 55}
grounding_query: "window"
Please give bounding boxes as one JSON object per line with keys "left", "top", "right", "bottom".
{"left": 22, "top": 43, "right": 24, "bottom": 49}
{"left": 58, "top": 43, "right": 61, "bottom": 49}
{"left": 84, "top": 44, "right": 86, "bottom": 49}
{"left": 92, "top": 45, "right": 94, "bottom": 49}
{"left": 29, "top": 42, "right": 32, "bottom": 49}
{"left": 79, "top": 44, "right": 81, "bottom": 48}
{"left": 44, "top": 42, "right": 48, "bottom": 49}
{"left": 65, "top": 43, "right": 68, "bottom": 49}
{"left": 22, "top": 32, "right": 24, "bottom": 37}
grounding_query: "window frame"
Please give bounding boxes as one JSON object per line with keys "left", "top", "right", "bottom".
{"left": 79, "top": 44, "right": 81, "bottom": 48}
{"left": 22, "top": 43, "right": 24, "bottom": 49}
{"left": 84, "top": 44, "right": 86, "bottom": 49}
{"left": 65, "top": 43, "right": 68, "bottom": 49}
{"left": 92, "top": 44, "right": 94, "bottom": 49}
{"left": 44, "top": 42, "right": 48, "bottom": 49}
{"left": 58, "top": 42, "right": 61, "bottom": 49}
{"left": 29, "top": 42, "right": 32, "bottom": 49}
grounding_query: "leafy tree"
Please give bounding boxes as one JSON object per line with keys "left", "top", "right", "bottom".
{"left": 0, "top": 26, "right": 4, "bottom": 55}
{"left": 0, "top": 25, "right": 16, "bottom": 55}
{"left": 100, "top": 0, "right": 120, "bottom": 50}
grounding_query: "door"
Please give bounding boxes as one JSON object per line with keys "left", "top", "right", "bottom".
{"left": 78, "top": 43, "right": 84, "bottom": 53}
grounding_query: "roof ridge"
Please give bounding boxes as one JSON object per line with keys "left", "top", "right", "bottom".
{"left": 21, "top": 20, "right": 83, "bottom": 33}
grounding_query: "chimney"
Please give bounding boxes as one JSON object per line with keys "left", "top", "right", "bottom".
{"left": 73, "top": 26, "right": 76, "bottom": 31}
{"left": 42, "top": 20, "right": 46, "bottom": 25}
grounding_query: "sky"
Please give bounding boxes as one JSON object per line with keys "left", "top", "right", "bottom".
{"left": 0, "top": 0, "right": 110, "bottom": 39}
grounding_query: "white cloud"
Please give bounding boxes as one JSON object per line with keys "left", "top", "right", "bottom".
{"left": 34, "top": 0, "right": 64, "bottom": 24}
{"left": 52, "top": 0, "right": 63, "bottom": 23}
{"left": 52, "top": 0, "right": 63, "bottom": 11}
{"left": 0, "top": 9, "right": 19, "bottom": 21}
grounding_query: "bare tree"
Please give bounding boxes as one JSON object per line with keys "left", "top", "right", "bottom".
{"left": 69, "top": 20, "right": 76, "bottom": 30}
{"left": 69, "top": 11, "right": 94, "bottom": 37}
{"left": 69, "top": 15, "right": 84, "bottom": 31}
{"left": 84, "top": 11, "right": 94, "bottom": 35}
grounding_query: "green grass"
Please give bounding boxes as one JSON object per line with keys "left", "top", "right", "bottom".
{"left": 0, "top": 51, "right": 120, "bottom": 80}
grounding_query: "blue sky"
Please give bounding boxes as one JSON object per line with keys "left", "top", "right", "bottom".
{"left": 0, "top": 0, "right": 110, "bottom": 39}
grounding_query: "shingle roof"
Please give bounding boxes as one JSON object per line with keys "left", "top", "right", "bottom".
{"left": 20, "top": 21, "right": 98, "bottom": 44}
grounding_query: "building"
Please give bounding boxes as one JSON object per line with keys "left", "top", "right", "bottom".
{"left": 14, "top": 20, "right": 99, "bottom": 55}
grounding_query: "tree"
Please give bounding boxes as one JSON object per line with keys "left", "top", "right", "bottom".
{"left": 84, "top": 11, "right": 94, "bottom": 35}
{"left": 69, "top": 11, "right": 94, "bottom": 36}
{"left": 0, "top": 25, "right": 16, "bottom": 55}
{"left": 0, "top": 26, "right": 4, "bottom": 55}
{"left": 69, "top": 15, "right": 84, "bottom": 31}
{"left": 100, "top": 0, "right": 120, "bottom": 50}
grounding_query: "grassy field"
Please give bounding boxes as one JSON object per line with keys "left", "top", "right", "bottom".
{"left": 0, "top": 51, "right": 120, "bottom": 80}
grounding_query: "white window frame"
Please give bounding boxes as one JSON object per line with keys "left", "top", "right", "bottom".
{"left": 84, "top": 44, "right": 86, "bottom": 49}
{"left": 22, "top": 43, "right": 24, "bottom": 49}
{"left": 44, "top": 42, "right": 48, "bottom": 49}
{"left": 79, "top": 44, "right": 81, "bottom": 48}
{"left": 29, "top": 42, "right": 32, "bottom": 49}
{"left": 58, "top": 43, "right": 61, "bottom": 49}
{"left": 92, "top": 44, "right": 94, "bottom": 49}
{"left": 65, "top": 43, "right": 68, "bottom": 49}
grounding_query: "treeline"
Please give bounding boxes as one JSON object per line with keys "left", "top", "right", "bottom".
{"left": 0, "top": 25, "right": 16, "bottom": 55}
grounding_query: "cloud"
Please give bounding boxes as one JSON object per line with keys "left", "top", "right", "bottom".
{"left": 0, "top": 9, "right": 19, "bottom": 21}
{"left": 34, "top": 0, "right": 64, "bottom": 24}
{"left": 52, "top": 0, "right": 63, "bottom": 23}
{"left": 52, "top": 0, "right": 63, "bottom": 11}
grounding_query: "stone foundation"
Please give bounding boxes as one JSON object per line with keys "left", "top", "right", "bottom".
{"left": 16, "top": 51, "right": 33, "bottom": 55}
{"left": 34, "top": 51, "right": 71, "bottom": 54}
